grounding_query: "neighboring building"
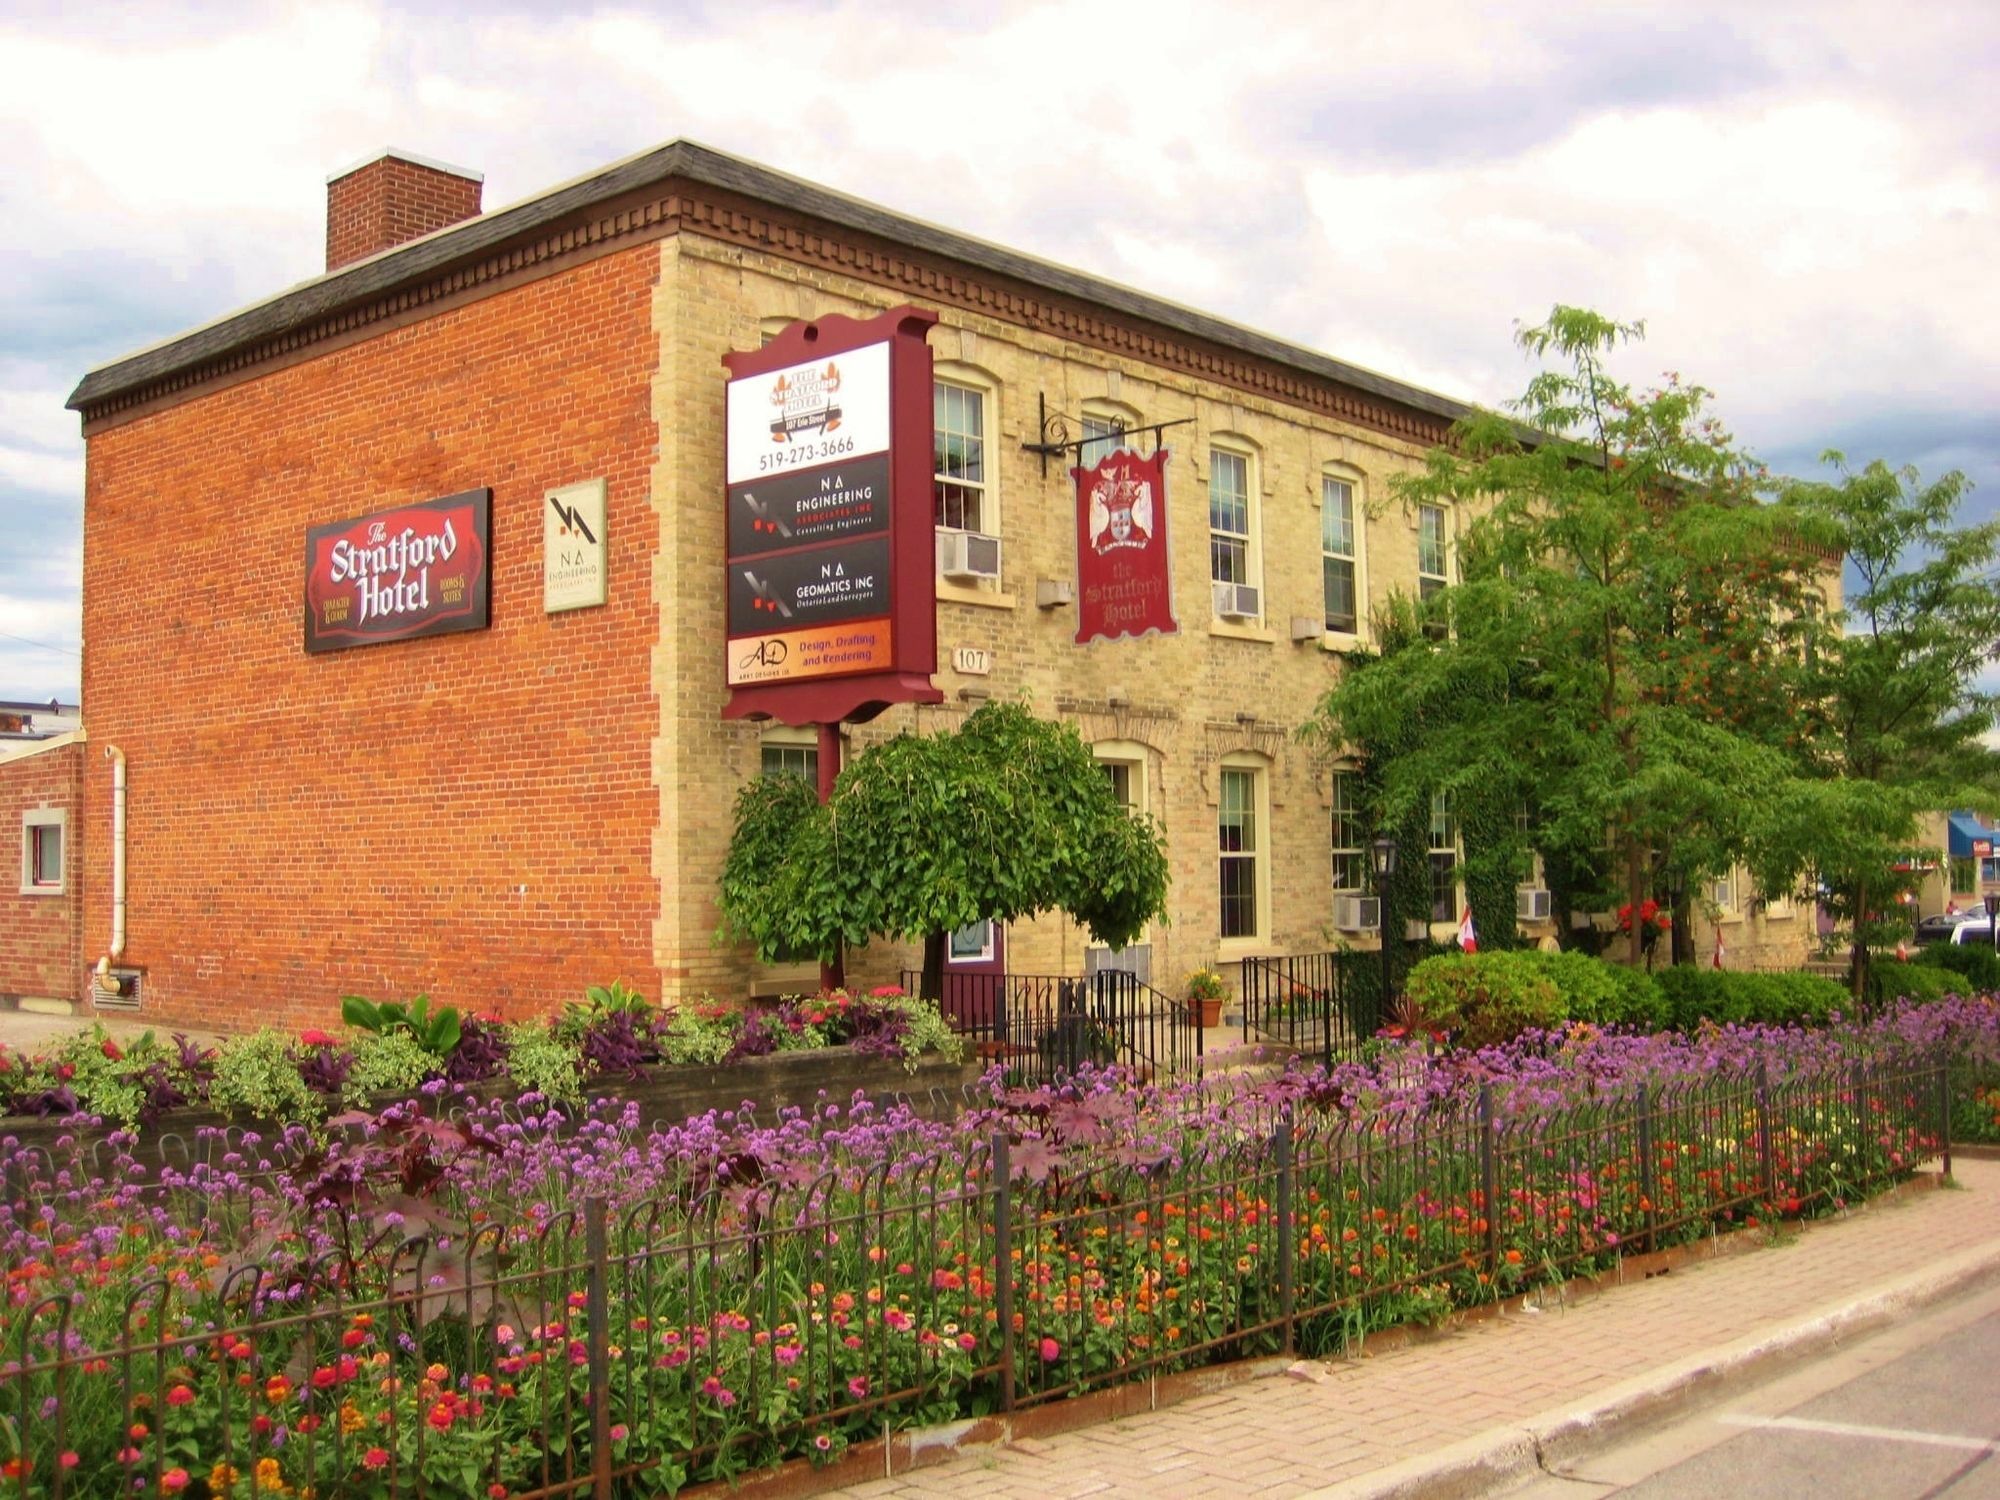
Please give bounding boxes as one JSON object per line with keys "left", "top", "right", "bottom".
{"left": 43, "top": 140, "right": 1825, "bottom": 1033}
{"left": 0, "top": 734, "right": 83, "bottom": 1011}
{"left": 0, "top": 700, "right": 80, "bottom": 744}
{"left": 1909, "top": 809, "right": 2000, "bottom": 920}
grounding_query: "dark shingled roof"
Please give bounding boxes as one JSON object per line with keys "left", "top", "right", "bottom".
{"left": 70, "top": 139, "right": 1483, "bottom": 427}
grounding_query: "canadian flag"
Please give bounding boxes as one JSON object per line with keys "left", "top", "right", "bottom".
{"left": 1713, "top": 930, "right": 1726, "bottom": 970}
{"left": 1458, "top": 908, "right": 1478, "bottom": 954}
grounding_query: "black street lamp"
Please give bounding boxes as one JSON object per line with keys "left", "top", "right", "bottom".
{"left": 1370, "top": 836, "right": 1400, "bottom": 1019}
{"left": 1987, "top": 893, "right": 1999, "bottom": 958}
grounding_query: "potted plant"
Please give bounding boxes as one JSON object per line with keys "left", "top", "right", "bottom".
{"left": 1185, "top": 967, "right": 1228, "bottom": 1028}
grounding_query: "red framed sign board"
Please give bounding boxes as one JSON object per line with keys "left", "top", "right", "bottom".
{"left": 721, "top": 307, "right": 942, "bottom": 724}
{"left": 304, "top": 489, "right": 491, "bottom": 653}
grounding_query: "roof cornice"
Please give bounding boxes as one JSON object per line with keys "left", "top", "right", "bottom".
{"left": 69, "top": 139, "right": 1481, "bottom": 441}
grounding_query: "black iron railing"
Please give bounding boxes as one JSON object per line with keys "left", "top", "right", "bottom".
{"left": 902, "top": 968, "right": 1201, "bottom": 1086}
{"left": 1240, "top": 950, "right": 1382, "bottom": 1066}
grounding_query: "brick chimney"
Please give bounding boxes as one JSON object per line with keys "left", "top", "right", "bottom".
{"left": 326, "top": 149, "right": 483, "bottom": 273}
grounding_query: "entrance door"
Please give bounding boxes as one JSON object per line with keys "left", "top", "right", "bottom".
{"left": 939, "top": 919, "right": 1006, "bottom": 1035}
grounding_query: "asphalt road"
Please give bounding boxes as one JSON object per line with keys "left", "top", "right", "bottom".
{"left": 1507, "top": 1279, "right": 2000, "bottom": 1500}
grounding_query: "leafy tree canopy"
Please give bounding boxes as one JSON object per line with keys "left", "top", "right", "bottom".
{"left": 719, "top": 702, "right": 1170, "bottom": 965}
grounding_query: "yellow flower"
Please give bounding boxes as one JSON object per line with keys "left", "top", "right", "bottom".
{"left": 255, "top": 1456, "right": 287, "bottom": 1492}
{"left": 209, "top": 1465, "right": 239, "bottom": 1490}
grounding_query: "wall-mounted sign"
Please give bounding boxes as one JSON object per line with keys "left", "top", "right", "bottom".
{"left": 1976, "top": 839, "right": 1994, "bottom": 858}
{"left": 721, "top": 307, "right": 943, "bottom": 725}
{"left": 951, "top": 646, "right": 992, "bottom": 676}
{"left": 304, "top": 489, "right": 490, "bottom": 654}
{"left": 1074, "top": 448, "right": 1177, "bottom": 644}
{"left": 544, "top": 478, "right": 607, "bottom": 613}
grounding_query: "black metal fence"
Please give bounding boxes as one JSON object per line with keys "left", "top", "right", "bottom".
{"left": 903, "top": 968, "right": 1202, "bottom": 1086}
{"left": 1240, "top": 949, "right": 1383, "bottom": 1066}
{"left": 0, "top": 1051, "right": 1950, "bottom": 1497}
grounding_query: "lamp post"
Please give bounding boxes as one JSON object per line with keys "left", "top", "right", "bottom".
{"left": 1987, "top": 893, "right": 1999, "bottom": 958}
{"left": 1370, "top": 836, "right": 1401, "bottom": 1024}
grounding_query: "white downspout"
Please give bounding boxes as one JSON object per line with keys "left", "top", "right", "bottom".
{"left": 94, "top": 745, "right": 126, "bottom": 993}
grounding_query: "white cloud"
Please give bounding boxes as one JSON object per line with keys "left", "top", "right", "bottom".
{"left": 1, "top": 0, "right": 1997, "bottom": 701}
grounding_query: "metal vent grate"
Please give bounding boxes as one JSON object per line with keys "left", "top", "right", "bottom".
{"left": 91, "top": 969, "right": 143, "bottom": 1012}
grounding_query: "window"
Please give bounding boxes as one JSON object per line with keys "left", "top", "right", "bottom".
{"left": 1322, "top": 475, "right": 1360, "bottom": 634}
{"left": 1418, "top": 503, "right": 1450, "bottom": 638}
{"left": 760, "top": 738, "right": 818, "bottom": 783}
{"left": 20, "top": 809, "right": 64, "bottom": 896}
{"left": 1984, "top": 856, "right": 2000, "bottom": 885}
{"left": 933, "top": 377, "right": 989, "bottom": 534}
{"left": 1514, "top": 801, "right": 1541, "bottom": 886}
{"left": 1080, "top": 413, "right": 1129, "bottom": 470}
{"left": 1330, "top": 771, "right": 1364, "bottom": 893}
{"left": 1951, "top": 858, "right": 1977, "bottom": 896}
{"left": 1209, "top": 448, "right": 1253, "bottom": 589}
{"left": 1218, "top": 763, "right": 1266, "bottom": 941}
{"left": 948, "top": 920, "right": 994, "bottom": 963}
{"left": 1712, "top": 870, "right": 1737, "bottom": 915}
{"left": 1429, "top": 792, "right": 1458, "bottom": 922}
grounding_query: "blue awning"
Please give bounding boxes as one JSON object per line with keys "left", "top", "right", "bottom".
{"left": 1947, "top": 811, "right": 2000, "bottom": 858}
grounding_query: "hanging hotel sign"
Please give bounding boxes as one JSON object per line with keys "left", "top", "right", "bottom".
{"left": 544, "top": 478, "right": 608, "bottom": 613}
{"left": 721, "top": 306, "right": 943, "bottom": 724}
{"left": 304, "top": 489, "right": 490, "bottom": 654}
{"left": 1074, "top": 448, "right": 1177, "bottom": 644}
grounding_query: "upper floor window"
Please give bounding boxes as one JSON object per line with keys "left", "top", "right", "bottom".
{"left": 1209, "top": 446, "right": 1256, "bottom": 591}
{"left": 1080, "top": 414, "right": 1129, "bottom": 470}
{"left": 1418, "top": 503, "right": 1451, "bottom": 639}
{"left": 1322, "top": 475, "right": 1360, "bottom": 634}
{"left": 1218, "top": 760, "right": 1268, "bottom": 941}
{"left": 1330, "top": 771, "right": 1364, "bottom": 893}
{"left": 934, "top": 378, "right": 989, "bottom": 534}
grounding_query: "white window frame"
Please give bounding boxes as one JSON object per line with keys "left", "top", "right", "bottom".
{"left": 20, "top": 807, "right": 65, "bottom": 896}
{"left": 1319, "top": 468, "right": 1366, "bottom": 640}
{"left": 1330, "top": 768, "right": 1365, "bottom": 895}
{"left": 933, "top": 366, "right": 998, "bottom": 542}
{"left": 1428, "top": 791, "right": 1460, "bottom": 924}
{"left": 947, "top": 919, "right": 995, "bottom": 965}
{"left": 1417, "top": 502, "right": 1452, "bottom": 638}
{"left": 1079, "top": 401, "right": 1142, "bottom": 470}
{"left": 1207, "top": 439, "right": 1262, "bottom": 616}
{"left": 1712, "top": 869, "right": 1739, "bottom": 919}
{"left": 1217, "top": 754, "right": 1272, "bottom": 950}
{"left": 758, "top": 727, "right": 819, "bottom": 785}
{"left": 1095, "top": 740, "right": 1154, "bottom": 948}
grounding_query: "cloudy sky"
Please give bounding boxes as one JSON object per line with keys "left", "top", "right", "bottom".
{"left": 2, "top": 0, "right": 1994, "bottom": 703}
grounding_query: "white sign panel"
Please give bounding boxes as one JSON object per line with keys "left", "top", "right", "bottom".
{"left": 544, "top": 478, "right": 608, "bottom": 612}
{"left": 725, "top": 340, "right": 891, "bottom": 486}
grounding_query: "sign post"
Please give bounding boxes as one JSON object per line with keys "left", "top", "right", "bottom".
{"left": 722, "top": 307, "right": 943, "bottom": 988}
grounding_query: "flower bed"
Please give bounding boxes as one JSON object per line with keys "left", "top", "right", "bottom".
{"left": 1, "top": 997, "right": 1991, "bottom": 1495}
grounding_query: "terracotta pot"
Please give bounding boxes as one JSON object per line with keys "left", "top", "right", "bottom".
{"left": 1190, "top": 996, "right": 1223, "bottom": 1028}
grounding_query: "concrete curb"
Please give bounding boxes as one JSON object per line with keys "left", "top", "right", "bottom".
{"left": 1303, "top": 1232, "right": 2000, "bottom": 1499}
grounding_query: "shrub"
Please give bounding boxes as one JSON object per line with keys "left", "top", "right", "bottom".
{"left": 1917, "top": 942, "right": 2000, "bottom": 993}
{"left": 501, "top": 1024, "right": 583, "bottom": 1106}
{"left": 1404, "top": 952, "right": 1565, "bottom": 1048}
{"left": 210, "top": 1030, "right": 324, "bottom": 1124}
{"left": 1654, "top": 968, "right": 1848, "bottom": 1029}
{"left": 341, "top": 1029, "right": 438, "bottom": 1107}
{"left": 1867, "top": 959, "right": 1966, "bottom": 1008}
{"left": 1514, "top": 951, "right": 1670, "bottom": 1031}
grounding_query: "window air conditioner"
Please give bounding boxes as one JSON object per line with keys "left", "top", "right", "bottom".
{"left": 1212, "top": 582, "right": 1261, "bottom": 620}
{"left": 937, "top": 530, "right": 1002, "bottom": 583}
{"left": 1333, "top": 895, "right": 1381, "bottom": 932}
{"left": 1516, "top": 887, "right": 1553, "bottom": 922}
{"left": 1084, "top": 943, "right": 1153, "bottom": 984}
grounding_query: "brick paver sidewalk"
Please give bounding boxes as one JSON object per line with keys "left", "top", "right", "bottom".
{"left": 819, "top": 1157, "right": 2000, "bottom": 1500}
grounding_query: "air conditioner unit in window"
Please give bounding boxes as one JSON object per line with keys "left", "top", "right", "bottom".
{"left": 937, "top": 529, "right": 1002, "bottom": 583}
{"left": 1516, "top": 887, "right": 1553, "bottom": 922}
{"left": 1212, "top": 582, "right": 1261, "bottom": 620}
{"left": 1333, "top": 895, "right": 1381, "bottom": 933}
{"left": 1084, "top": 943, "right": 1153, "bottom": 984}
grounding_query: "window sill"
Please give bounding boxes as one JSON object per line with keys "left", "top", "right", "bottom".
{"left": 18, "top": 885, "right": 64, "bottom": 898}
{"left": 1207, "top": 619, "right": 1275, "bottom": 644}
{"left": 1215, "top": 937, "right": 1268, "bottom": 961}
{"left": 937, "top": 580, "right": 1017, "bottom": 610}
{"left": 1321, "top": 630, "right": 1366, "bottom": 652}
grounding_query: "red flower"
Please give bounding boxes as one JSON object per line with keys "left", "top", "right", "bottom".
{"left": 299, "top": 1029, "right": 336, "bottom": 1048}
{"left": 101, "top": 1038, "right": 124, "bottom": 1061}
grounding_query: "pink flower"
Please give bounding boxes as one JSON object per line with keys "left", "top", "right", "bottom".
{"left": 848, "top": 1376, "right": 869, "bottom": 1399}
{"left": 161, "top": 1469, "right": 188, "bottom": 1492}
{"left": 299, "top": 1029, "right": 336, "bottom": 1047}
{"left": 1039, "top": 1337, "right": 1061, "bottom": 1363}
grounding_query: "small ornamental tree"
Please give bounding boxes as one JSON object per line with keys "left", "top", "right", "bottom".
{"left": 719, "top": 701, "right": 1170, "bottom": 995}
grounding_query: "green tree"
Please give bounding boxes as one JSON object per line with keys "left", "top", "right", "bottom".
{"left": 1311, "top": 307, "right": 1828, "bottom": 966}
{"left": 718, "top": 702, "right": 1170, "bottom": 993}
{"left": 1761, "top": 455, "right": 2000, "bottom": 995}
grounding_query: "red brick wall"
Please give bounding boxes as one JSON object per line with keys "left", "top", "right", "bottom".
{"left": 0, "top": 741, "right": 83, "bottom": 1003}
{"left": 79, "top": 248, "right": 661, "bottom": 1035}
{"left": 327, "top": 156, "right": 483, "bottom": 272}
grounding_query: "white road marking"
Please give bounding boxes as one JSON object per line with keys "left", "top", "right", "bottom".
{"left": 1717, "top": 1414, "right": 2000, "bottom": 1454}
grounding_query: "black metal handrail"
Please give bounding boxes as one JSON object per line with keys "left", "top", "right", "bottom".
{"left": 1240, "top": 950, "right": 1382, "bottom": 1067}
{"left": 902, "top": 968, "right": 1200, "bottom": 1085}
